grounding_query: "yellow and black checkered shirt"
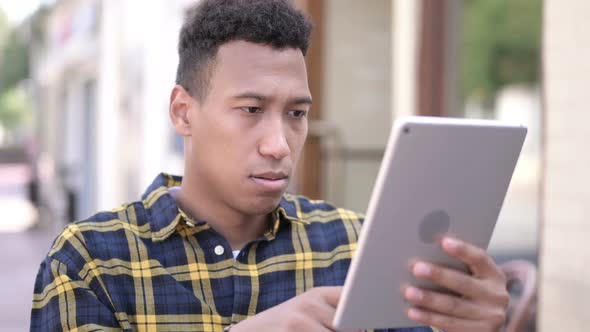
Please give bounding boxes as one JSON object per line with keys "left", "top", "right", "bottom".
{"left": 32, "top": 173, "right": 434, "bottom": 332}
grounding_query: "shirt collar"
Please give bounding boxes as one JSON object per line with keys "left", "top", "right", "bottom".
{"left": 142, "top": 173, "right": 184, "bottom": 242}
{"left": 142, "top": 173, "right": 307, "bottom": 242}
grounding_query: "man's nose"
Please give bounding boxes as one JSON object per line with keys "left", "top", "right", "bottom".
{"left": 258, "top": 120, "right": 290, "bottom": 160}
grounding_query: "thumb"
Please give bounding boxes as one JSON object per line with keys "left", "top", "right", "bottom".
{"left": 315, "top": 286, "right": 343, "bottom": 307}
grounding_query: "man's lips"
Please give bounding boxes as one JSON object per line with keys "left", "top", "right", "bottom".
{"left": 250, "top": 172, "right": 289, "bottom": 191}
{"left": 251, "top": 171, "right": 289, "bottom": 180}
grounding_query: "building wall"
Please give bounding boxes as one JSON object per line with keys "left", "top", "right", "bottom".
{"left": 322, "top": 0, "right": 392, "bottom": 213}
{"left": 135, "top": 0, "right": 188, "bottom": 194}
{"left": 33, "top": 0, "right": 101, "bottom": 222}
{"left": 539, "top": 0, "right": 590, "bottom": 330}
{"left": 32, "top": 0, "right": 191, "bottom": 223}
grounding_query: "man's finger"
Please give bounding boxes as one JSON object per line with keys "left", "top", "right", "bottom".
{"left": 406, "top": 307, "right": 491, "bottom": 332}
{"left": 441, "top": 237, "right": 503, "bottom": 279}
{"left": 314, "top": 301, "right": 339, "bottom": 332}
{"left": 403, "top": 286, "right": 491, "bottom": 319}
{"left": 312, "top": 286, "right": 343, "bottom": 308}
{"left": 302, "top": 286, "right": 345, "bottom": 331}
{"left": 299, "top": 288, "right": 340, "bottom": 331}
{"left": 411, "top": 262, "right": 505, "bottom": 304}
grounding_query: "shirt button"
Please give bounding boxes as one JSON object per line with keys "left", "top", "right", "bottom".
{"left": 214, "top": 245, "right": 225, "bottom": 256}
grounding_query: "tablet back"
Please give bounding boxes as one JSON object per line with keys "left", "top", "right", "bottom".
{"left": 333, "top": 116, "right": 527, "bottom": 330}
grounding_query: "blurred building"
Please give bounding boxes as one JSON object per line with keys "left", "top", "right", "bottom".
{"left": 30, "top": 0, "right": 195, "bottom": 223}
{"left": 540, "top": 0, "right": 590, "bottom": 329}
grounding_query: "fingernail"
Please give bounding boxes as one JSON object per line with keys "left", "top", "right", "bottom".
{"left": 444, "top": 237, "right": 461, "bottom": 250}
{"left": 405, "top": 286, "right": 423, "bottom": 301}
{"left": 408, "top": 308, "right": 424, "bottom": 320}
{"left": 414, "top": 262, "right": 431, "bottom": 277}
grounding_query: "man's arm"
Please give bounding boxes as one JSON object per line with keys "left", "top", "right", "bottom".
{"left": 230, "top": 287, "right": 345, "bottom": 332}
{"left": 229, "top": 286, "right": 435, "bottom": 332}
{"left": 403, "top": 237, "right": 510, "bottom": 332}
{"left": 31, "top": 256, "right": 122, "bottom": 331}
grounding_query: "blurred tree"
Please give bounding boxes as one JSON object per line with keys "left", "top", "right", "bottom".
{"left": 0, "top": 9, "right": 8, "bottom": 58}
{"left": 0, "top": 86, "right": 31, "bottom": 129}
{"left": 0, "top": 30, "right": 29, "bottom": 93}
{"left": 0, "top": 8, "right": 31, "bottom": 131}
{"left": 461, "top": 0, "right": 542, "bottom": 104}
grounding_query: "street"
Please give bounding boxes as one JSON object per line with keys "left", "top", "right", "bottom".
{"left": 0, "top": 160, "right": 59, "bottom": 330}
{"left": 0, "top": 229, "right": 57, "bottom": 330}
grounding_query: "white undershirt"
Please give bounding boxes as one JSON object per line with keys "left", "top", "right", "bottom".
{"left": 168, "top": 186, "right": 181, "bottom": 200}
{"left": 168, "top": 186, "right": 241, "bottom": 260}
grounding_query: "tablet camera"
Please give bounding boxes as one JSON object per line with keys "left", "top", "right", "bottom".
{"left": 418, "top": 209, "right": 451, "bottom": 244}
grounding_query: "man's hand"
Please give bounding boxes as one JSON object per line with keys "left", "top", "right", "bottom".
{"left": 403, "top": 237, "right": 510, "bottom": 332}
{"left": 231, "top": 286, "right": 359, "bottom": 332}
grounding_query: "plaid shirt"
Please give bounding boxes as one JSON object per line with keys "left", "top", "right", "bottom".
{"left": 32, "top": 173, "right": 436, "bottom": 332}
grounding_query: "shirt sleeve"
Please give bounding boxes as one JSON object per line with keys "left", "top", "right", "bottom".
{"left": 30, "top": 254, "right": 122, "bottom": 331}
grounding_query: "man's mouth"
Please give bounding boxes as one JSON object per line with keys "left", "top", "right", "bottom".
{"left": 250, "top": 172, "right": 289, "bottom": 191}
{"left": 251, "top": 171, "right": 289, "bottom": 181}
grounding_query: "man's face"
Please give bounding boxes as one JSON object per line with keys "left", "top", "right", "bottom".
{"left": 185, "top": 40, "right": 311, "bottom": 215}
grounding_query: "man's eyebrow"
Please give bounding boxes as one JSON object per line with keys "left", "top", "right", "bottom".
{"left": 292, "top": 96, "right": 313, "bottom": 105}
{"left": 232, "top": 92, "right": 312, "bottom": 105}
{"left": 233, "top": 92, "right": 265, "bottom": 101}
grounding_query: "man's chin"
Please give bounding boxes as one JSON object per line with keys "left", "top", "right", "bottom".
{"left": 245, "top": 192, "right": 285, "bottom": 214}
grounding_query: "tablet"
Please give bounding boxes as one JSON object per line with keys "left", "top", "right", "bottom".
{"left": 333, "top": 116, "right": 527, "bottom": 330}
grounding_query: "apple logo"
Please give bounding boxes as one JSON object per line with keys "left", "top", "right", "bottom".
{"left": 419, "top": 209, "right": 451, "bottom": 244}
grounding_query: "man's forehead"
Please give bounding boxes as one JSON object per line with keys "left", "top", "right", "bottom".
{"left": 209, "top": 41, "right": 310, "bottom": 97}
{"left": 215, "top": 40, "right": 306, "bottom": 69}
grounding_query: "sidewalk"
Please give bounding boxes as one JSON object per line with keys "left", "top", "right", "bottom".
{"left": 0, "top": 160, "right": 60, "bottom": 330}
{"left": 0, "top": 229, "right": 58, "bottom": 331}
{"left": 0, "top": 163, "right": 37, "bottom": 232}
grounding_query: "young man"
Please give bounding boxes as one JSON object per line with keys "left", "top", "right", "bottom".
{"left": 31, "top": 0, "right": 509, "bottom": 331}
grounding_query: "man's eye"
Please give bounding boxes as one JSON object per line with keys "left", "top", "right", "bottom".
{"left": 241, "top": 107, "right": 262, "bottom": 114}
{"left": 289, "top": 110, "right": 307, "bottom": 118}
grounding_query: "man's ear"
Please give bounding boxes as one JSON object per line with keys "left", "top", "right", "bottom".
{"left": 169, "top": 85, "right": 195, "bottom": 136}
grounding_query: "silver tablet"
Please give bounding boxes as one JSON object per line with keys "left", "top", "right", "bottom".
{"left": 333, "top": 116, "right": 527, "bottom": 330}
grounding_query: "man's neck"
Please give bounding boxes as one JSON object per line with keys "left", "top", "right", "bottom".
{"left": 175, "top": 182, "right": 269, "bottom": 251}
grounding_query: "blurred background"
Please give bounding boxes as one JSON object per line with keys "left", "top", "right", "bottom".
{"left": 0, "top": 0, "right": 587, "bottom": 331}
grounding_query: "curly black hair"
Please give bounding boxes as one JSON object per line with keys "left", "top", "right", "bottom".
{"left": 176, "top": 0, "right": 313, "bottom": 101}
